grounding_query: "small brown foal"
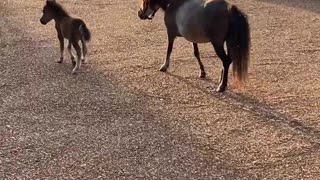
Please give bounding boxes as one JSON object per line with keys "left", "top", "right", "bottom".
{"left": 40, "top": 0, "right": 91, "bottom": 74}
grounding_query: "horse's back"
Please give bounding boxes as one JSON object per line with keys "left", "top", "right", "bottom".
{"left": 204, "top": 0, "right": 229, "bottom": 13}
{"left": 203, "top": 0, "right": 231, "bottom": 43}
{"left": 175, "top": 0, "right": 231, "bottom": 43}
{"left": 175, "top": 0, "right": 209, "bottom": 43}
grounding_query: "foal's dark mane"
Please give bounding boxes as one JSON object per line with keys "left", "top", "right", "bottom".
{"left": 47, "top": 1, "right": 70, "bottom": 19}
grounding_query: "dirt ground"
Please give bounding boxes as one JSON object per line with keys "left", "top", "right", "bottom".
{"left": 1, "top": 0, "right": 320, "bottom": 179}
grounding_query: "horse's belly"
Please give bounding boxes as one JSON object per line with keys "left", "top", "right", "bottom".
{"left": 182, "top": 28, "right": 209, "bottom": 43}
{"left": 176, "top": 0, "right": 210, "bottom": 43}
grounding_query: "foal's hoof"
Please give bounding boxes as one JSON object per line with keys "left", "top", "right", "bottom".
{"left": 159, "top": 66, "right": 168, "bottom": 72}
{"left": 57, "top": 58, "right": 63, "bottom": 63}
{"left": 72, "top": 70, "right": 78, "bottom": 75}
{"left": 200, "top": 72, "right": 206, "bottom": 79}
{"left": 81, "top": 59, "right": 88, "bottom": 64}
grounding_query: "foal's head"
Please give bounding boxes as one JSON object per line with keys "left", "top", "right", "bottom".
{"left": 138, "top": 0, "right": 162, "bottom": 20}
{"left": 40, "top": 0, "right": 68, "bottom": 25}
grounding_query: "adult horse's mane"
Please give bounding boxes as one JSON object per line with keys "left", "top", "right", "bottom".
{"left": 166, "top": 0, "right": 195, "bottom": 8}
{"left": 47, "top": 0, "right": 69, "bottom": 18}
{"left": 156, "top": 0, "right": 185, "bottom": 9}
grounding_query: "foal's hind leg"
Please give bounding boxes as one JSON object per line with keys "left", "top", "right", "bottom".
{"left": 193, "top": 43, "right": 206, "bottom": 78}
{"left": 57, "top": 32, "right": 64, "bottom": 63}
{"left": 81, "top": 40, "right": 88, "bottom": 63}
{"left": 67, "top": 41, "right": 76, "bottom": 66}
{"left": 160, "top": 33, "right": 176, "bottom": 72}
{"left": 212, "top": 44, "right": 232, "bottom": 92}
{"left": 71, "top": 41, "right": 82, "bottom": 74}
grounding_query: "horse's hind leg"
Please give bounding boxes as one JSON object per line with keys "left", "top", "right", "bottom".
{"left": 160, "top": 33, "right": 176, "bottom": 72}
{"left": 67, "top": 41, "right": 76, "bottom": 66}
{"left": 212, "top": 44, "right": 232, "bottom": 92}
{"left": 57, "top": 32, "right": 64, "bottom": 63}
{"left": 71, "top": 41, "right": 82, "bottom": 74}
{"left": 81, "top": 40, "right": 88, "bottom": 63}
{"left": 193, "top": 43, "right": 206, "bottom": 78}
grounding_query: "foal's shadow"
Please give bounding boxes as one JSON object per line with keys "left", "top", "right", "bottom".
{"left": 166, "top": 72, "right": 320, "bottom": 143}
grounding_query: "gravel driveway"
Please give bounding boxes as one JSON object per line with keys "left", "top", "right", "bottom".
{"left": 1, "top": 0, "right": 320, "bottom": 179}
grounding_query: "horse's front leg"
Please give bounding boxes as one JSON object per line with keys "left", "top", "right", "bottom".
{"left": 159, "top": 33, "right": 176, "bottom": 72}
{"left": 57, "top": 31, "right": 64, "bottom": 63}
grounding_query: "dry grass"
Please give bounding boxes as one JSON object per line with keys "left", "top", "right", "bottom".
{"left": 1, "top": 0, "right": 320, "bottom": 179}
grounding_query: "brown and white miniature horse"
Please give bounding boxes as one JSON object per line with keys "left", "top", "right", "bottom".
{"left": 138, "top": 0, "right": 250, "bottom": 92}
{"left": 40, "top": 0, "right": 91, "bottom": 74}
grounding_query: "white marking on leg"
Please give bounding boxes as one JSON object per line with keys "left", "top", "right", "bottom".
{"left": 72, "top": 57, "right": 81, "bottom": 74}
{"left": 68, "top": 43, "right": 75, "bottom": 61}
{"left": 68, "top": 47, "right": 74, "bottom": 59}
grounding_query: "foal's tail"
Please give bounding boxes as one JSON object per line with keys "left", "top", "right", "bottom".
{"left": 79, "top": 23, "right": 91, "bottom": 42}
{"left": 227, "top": 5, "right": 250, "bottom": 84}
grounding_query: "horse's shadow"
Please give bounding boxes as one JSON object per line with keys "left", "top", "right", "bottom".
{"left": 166, "top": 72, "right": 320, "bottom": 143}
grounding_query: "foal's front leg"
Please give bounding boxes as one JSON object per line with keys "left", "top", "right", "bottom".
{"left": 57, "top": 32, "right": 64, "bottom": 63}
{"left": 159, "top": 33, "right": 176, "bottom": 72}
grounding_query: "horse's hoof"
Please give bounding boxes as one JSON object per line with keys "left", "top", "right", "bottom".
{"left": 200, "top": 72, "right": 206, "bottom": 79}
{"left": 159, "top": 66, "right": 168, "bottom": 72}
{"left": 216, "top": 85, "right": 226, "bottom": 92}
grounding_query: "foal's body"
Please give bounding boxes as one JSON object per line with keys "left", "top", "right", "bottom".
{"left": 138, "top": 0, "right": 250, "bottom": 92}
{"left": 40, "top": 0, "right": 91, "bottom": 74}
{"left": 55, "top": 17, "right": 89, "bottom": 63}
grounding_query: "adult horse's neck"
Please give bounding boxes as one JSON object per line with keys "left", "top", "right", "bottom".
{"left": 159, "top": 0, "right": 187, "bottom": 11}
{"left": 158, "top": 0, "right": 170, "bottom": 10}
